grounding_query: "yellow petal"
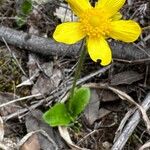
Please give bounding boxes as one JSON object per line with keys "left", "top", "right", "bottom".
{"left": 96, "top": 0, "right": 125, "bottom": 17}
{"left": 87, "top": 37, "right": 112, "bottom": 66}
{"left": 109, "top": 20, "right": 141, "bottom": 42}
{"left": 111, "top": 12, "right": 122, "bottom": 21}
{"left": 53, "top": 22, "right": 85, "bottom": 44}
{"left": 66, "top": 0, "right": 92, "bottom": 16}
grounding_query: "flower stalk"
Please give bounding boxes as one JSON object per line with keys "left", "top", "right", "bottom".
{"left": 69, "top": 39, "right": 86, "bottom": 107}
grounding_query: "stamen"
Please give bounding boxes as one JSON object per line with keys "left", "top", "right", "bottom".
{"left": 80, "top": 9, "right": 110, "bottom": 38}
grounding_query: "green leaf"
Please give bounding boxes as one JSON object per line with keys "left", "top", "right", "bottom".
{"left": 69, "top": 87, "right": 91, "bottom": 119}
{"left": 16, "top": 0, "right": 32, "bottom": 27}
{"left": 21, "top": 0, "right": 32, "bottom": 15}
{"left": 16, "top": 16, "right": 26, "bottom": 27}
{"left": 43, "top": 103, "right": 72, "bottom": 127}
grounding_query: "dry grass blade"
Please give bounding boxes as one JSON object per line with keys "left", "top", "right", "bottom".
{"left": 139, "top": 142, "right": 150, "bottom": 150}
{"left": 113, "top": 109, "right": 136, "bottom": 142}
{"left": 0, "top": 116, "right": 4, "bottom": 142}
{"left": 0, "top": 93, "right": 41, "bottom": 108}
{"left": 2, "top": 37, "right": 27, "bottom": 76}
{"left": 58, "top": 126, "right": 89, "bottom": 150}
{"left": 112, "top": 93, "right": 150, "bottom": 150}
{"left": 107, "top": 86, "right": 150, "bottom": 131}
{"left": 84, "top": 83, "right": 150, "bottom": 149}
{"left": 84, "top": 83, "right": 150, "bottom": 131}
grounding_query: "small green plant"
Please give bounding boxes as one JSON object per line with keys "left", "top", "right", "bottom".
{"left": 16, "top": 0, "right": 32, "bottom": 27}
{"left": 44, "top": 0, "right": 141, "bottom": 129}
{"left": 43, "top": 87, "right": 90, "bottom": 127}
{"left": 43, "top": 37, "right": 90, "bottom": 127}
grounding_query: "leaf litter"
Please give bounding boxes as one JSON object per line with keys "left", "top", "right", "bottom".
{"left": 0, "top": 0, "right": 150, "bottom": 150}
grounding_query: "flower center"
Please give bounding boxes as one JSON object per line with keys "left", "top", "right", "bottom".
{"left": 80, "top": 9, "right": 110, "bottom": 38}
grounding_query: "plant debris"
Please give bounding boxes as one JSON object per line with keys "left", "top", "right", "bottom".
{"left": 0, "top": 0, "right": 150, "bottom": 149}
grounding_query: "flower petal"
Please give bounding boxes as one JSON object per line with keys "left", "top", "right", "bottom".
{"left": 67, "top": 0, "right": 92, "bottom": 16}
{"left": 109, "top": 20, "right": 141, "bottom": 42}
{"left": 53, "top": 22, "right": 86, "bottom": 44}
{"left": 87, "top": 37, "right": 112, "bottom": 66}
{"left": 96, "top": 0, "right": 125, "bottom": 17}
{"left": 111, "top": 12, "right": 122, "bottom": 21}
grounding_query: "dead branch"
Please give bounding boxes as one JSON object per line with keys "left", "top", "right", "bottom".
{"left": 0, "top": 26, "right": 79, "bottom": 57}
{"left": 111, "top": 93, "right": 150, "bottom": 150}
{"left": 0, "top": 26, "right": 150, "bottom": 60}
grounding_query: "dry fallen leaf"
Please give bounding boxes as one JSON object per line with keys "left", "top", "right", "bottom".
{"left": 29, "top": 57, "right": 62, "bottom": 96}
{"left": 0, "top": 92, "right": 21, "bottom": 116}
{"left": 25, "top": 110, "right": 66, "bottom": 149}
{"left": 97, "top": 89, "right": 118, "bottom": 102}
{"left": 84, "top": 89, "right": 100, "bottom": 125}
{"left": 20, "top": 134, "right": 40, "bottom": 150}
{"left": 98, "top": 108, "right": 111, "bottom": 120}
{"left": 84, "top": 89, "right": 112, "bottom": 124}
{"left": 31, "top": 67, "right": 62, "bottom": 96}
{"left": 110, "top": 71, "right": 143, "bottom": 85}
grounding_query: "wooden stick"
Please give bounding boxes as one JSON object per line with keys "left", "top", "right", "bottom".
{"left": 0, "top": 26, "right": 149, "bottom": 60}
{"left": 111, "top": 93, "right": 150, "bottom": 150}
{"left": 0, "top": 26, "right": 80, "bottom": 57}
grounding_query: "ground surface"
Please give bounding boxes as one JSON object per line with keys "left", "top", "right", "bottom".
{"left": 0, "top": 0, "right": 150, "bottom": 150}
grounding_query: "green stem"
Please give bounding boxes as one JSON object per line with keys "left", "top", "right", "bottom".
{"left": 69, "top": 40, "right": 86, "bottom": 102}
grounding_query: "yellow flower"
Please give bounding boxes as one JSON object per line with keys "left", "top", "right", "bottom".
{"left": 53, "top": 0, "right": 141, "bottom": 66}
